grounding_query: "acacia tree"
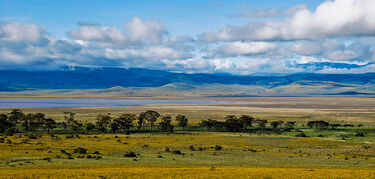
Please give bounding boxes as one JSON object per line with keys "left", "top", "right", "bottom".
{"left": 255, "top": 119, "right": 268, "bottom": 129}
{"left": 224, "top": 115, "right": 242, "bottom": 132}
{"left": 270, "top": 121, "right": 283, "bottom": 129}
{"left": 239, "top": 115, "right": 254, "bottom": 131}
{"left": 63, "top": 112, "right": 84, "bottom": 134}
{"left": 138, "top": 112, "right": 146, "bottom": 131}
{"left": 307, "top": 120, "right": 329, "bottom": 130}
{"left": 83, "top": 122, "right": 96, "bottom": 132}
{"left": 61, "top": 122, "right": 68, "bottom": 130}
{"left": 159, "top": 115, "right": 174, "bottom": 133}
{"left": 330, "top": 123, "right": 341, "bottom": 130}
{"left": 8, "top": 109, "right": 25, "bottom": 130}
{"left": 0, "top": 114, "right": 11, "bottom": 133}
{"left": 285, "top": 121, "right": 296, "bottom": 129}
{"left": 63, "top": 112, "right": 76, "bottom": 126}
{"left": 114, "top": 114, "right": 136, "bottom": 134}
{"left": 143, "top": 110, "right": 160, "bottom": 131}
{"left": 110, "top": 121, "right": 120, "bottom": 133}
{"left": 175, "top": 114, "right": 188, "bottom": 130}
{"left": 201, "top": 119, "right": 216, "bottom": 131}
{"left": 70, "top": 120, "right": 83, "bottom": 134}
{"left": 22, "top": 113, "right": 45, "bottom": 132}
{"left": 95, "top": 114, "right": 111, "bottom": 132}
{"left": 40, "top": 118, "right": 56, "bottom": 133}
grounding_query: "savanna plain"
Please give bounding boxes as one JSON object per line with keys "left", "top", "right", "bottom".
{"left": 0, "top": 96, "right": 374, "bottom": 178}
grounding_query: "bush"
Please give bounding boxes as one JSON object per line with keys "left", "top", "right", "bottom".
{"left": 354, "top": 133, "right": 365, "bottom": 137}
{"left": 60, "top": 150, "right": 71, "bottom": 156}
{"left": 295, "top": 133, "right": 307, "bottom": 137}
{"left": 317, "top": 134, "right": 324, "bottom": 137}
{"left": 65, "top": 135, "right": 74, "bottom": 139}
{"left": 4, "top": 128, "right": 14, "bottom": 136}
{"left": 248, "top": 149, "right": 257, "bottom": 152}
{"left": 27, "top": 133, "right": 38, "bottom": 139}
{"left": 189, "top": 145, "right": 195, "bottom": 151}
{"left": 73, "top": 147, "right": 87, "bottom": 154}
{"left": 214, "top": 145, "right": 223, "bottom": 151}
{"left": 171, "top": 150, "right": 182, "bottom": 155}
{"left": 93, "top": 151, "right": 100, "bottom": 154}
{"left": 124, "top": 151, "right": 137, "bottom": 157}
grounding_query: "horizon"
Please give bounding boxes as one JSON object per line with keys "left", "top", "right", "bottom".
{"left": 2, "top": 65, "right": 375, "bottom": 76}
{"left": 1, "top": 0, "right": 375, "bottom": 75}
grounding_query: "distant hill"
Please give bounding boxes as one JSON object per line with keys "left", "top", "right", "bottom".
{"left": 0, "top": 67, "right": 375, "bottom": 96}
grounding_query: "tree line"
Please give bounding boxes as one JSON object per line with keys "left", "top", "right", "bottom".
{"left": 0, "top": 109, "right": 187, "bottom": 135}
{"left": 0, "top": 109, "right": 360, "bottom": 135}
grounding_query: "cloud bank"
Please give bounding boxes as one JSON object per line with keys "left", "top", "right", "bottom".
{"left": 1, "top": 0, "right": 375, "bottom": 75}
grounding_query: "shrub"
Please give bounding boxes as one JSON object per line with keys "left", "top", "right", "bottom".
{"left": 339, "top": 134, "right": 348, "bottom": 138}
{"left": 171, "top": 150, "right": 182, "bottom": 155}
{"left": 4, "top": 128, "right": 14, "bottom": 136}
{"left": 73, "top": 147, "right": 88, "bottom": 154}
{"left": 27, "top": 133, "right": 38, "bottom": 139}
{"left": 41, "top": 158, "right": 51, "bottom": 162}
{"left": 189, "top": 145, "right": 195, "bottom": 151}
{"left": 198, "top": 147, "right": 206, "bottom": 151}
{"left": 65, "top": 135, "right": 74, "bottom": 139}
{"left": 295, "top": 133, "right": 307, "bottom": 137}
{"left": 124, "top": 151, "right": 137, "bottom": 157}
{"left": 60, "top": 150, "right": 71, "bottom": 156}
{"left": 354, "top": 133, "right": 365, "bottom": 137}
{"left": 93, "top": 151, "right": 100, "bottom": 154}
{"left": 214, "top": 145, "right": 223, "bottom": 151}
{"left": 248, "top": 149, "right": 257, "bottom": 152}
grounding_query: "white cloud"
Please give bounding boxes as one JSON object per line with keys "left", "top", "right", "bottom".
{"left": 233, "top": 4, "right": 307, "bottom": 18}
{"left": 68, "top": 25, "right": 126, "bottom": 42}
{"left": 69, "top": 17, "right": 167, "bottom": 44}
{"left": 202, "top": 0, "right": 375, "bottom": 42}
{"left": 291, "top": 41, "right": 323, "bottom": 55}
{"left": 103, "top": 46, "right": 186, "bottom": 60}
{"left": 125, "top": 17, "right": 167, "bottom": 44}
{"left": 220, "top": 41, "right": 277, "bottom": 56}
{"left": 0, "top": 23, "right": 48, "bottom": 44}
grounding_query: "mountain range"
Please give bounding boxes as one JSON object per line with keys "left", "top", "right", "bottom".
{"left": 1, "top": 67, "right": 375, "bottom": 96}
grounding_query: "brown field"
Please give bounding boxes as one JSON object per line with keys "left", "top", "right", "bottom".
{"left": 0, "top": 96, "right": 374, "bottom": 125}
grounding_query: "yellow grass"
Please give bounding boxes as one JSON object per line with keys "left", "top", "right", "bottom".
{"left": 0, "top": 166, "right": 374, "bottom": 178}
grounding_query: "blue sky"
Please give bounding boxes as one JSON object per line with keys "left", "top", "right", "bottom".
{"left": 0, "top": 0, "right": 375, "bottom": 75}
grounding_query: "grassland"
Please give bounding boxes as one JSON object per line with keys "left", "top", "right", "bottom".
{"left": 0, "top": 96, "right": 374, "bottom": 178}
{"left": 0, "top": 133, "right": 374, "bottom": 178}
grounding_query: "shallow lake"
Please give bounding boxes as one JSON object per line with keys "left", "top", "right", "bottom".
{"left": 0, "top": 98, "right": 236, "bottom": 108}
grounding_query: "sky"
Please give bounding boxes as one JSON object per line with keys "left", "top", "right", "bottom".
{"left": 0, "top": 0, "right": 375, "bottom": 75}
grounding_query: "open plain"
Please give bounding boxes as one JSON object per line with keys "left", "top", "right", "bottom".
{"left": 0, "top": 96, "right": 374, "bottom": 178}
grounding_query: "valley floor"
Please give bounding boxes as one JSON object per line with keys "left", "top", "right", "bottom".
{"left": 0, "top": 133, "right": 374, "bottom": 178}
{"left": 0, "top": 96, "right": 375, "bottom": 178}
